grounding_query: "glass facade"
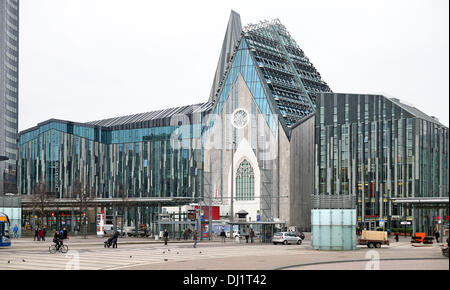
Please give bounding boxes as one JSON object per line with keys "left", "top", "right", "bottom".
{"left": 244, "top": 20, "right": 331, "bottom": 127}
{"left": 0, "top": 0, "right": 19, "bottom": 194}
{"left": 18, "top": 104, "right": 210, "bottom": 200}
{"left": 208, "top": 19, "right": 331, "bottom": 137}
{"left": 208, "top": 38, "right": 279, "bottom": 135}
{"left": 315, "top": 93, "right": 449, "bottom": 234}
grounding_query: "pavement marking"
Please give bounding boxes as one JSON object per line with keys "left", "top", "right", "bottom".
{"left": 2, "top": 243, "right": 299, "bottom": 270}
{"left": 273, "top": 257, "right": 449, "bottom": 270}
{"left": 4, "top": 240, "right": 443, "bottom": 270}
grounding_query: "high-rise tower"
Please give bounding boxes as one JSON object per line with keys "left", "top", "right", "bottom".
{"left": 0, "top": 0, "right": 19, "bottom": 194}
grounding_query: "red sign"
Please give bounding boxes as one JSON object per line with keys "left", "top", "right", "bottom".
{"left": 194, "top": 206, "right": 220, "bottom": 220}
{"left": 364, "top": 215, "right": 380, "bottom": 218}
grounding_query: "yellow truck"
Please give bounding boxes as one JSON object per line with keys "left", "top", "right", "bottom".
{"left": 358, "top": 230, "right": 390, "bottom": 248}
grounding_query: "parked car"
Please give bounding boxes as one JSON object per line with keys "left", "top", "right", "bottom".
{"left": 225, "top": 230, "right": 240, "bottom": 238}
{"left": 292, "top": 231, "right": 305, "bottom": 240}
{"left": 272, "top": 232, "right": 302, "bottom": 245}
{"left": 121, "top": 226, "right": 135, "bottom": 237}
{"left": 103, "top": 225, "right": 125, "bottom": 237}
{"left": 127, "top": 228, "right": 150, "bottom": 238}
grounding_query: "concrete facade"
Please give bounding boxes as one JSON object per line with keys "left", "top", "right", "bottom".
{"left": 290, "top": 115, "right": 315, "bottom": 231}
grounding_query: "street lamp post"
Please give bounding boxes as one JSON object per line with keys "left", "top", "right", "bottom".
{"left": 230, "top": 140, "right": 236, "bottom": 240}
{"left": 209, "top": 201, "right": 212, "bottom": 240}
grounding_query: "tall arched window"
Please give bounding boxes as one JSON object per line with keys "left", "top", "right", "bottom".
{"left": 236, "top": 159, "right": 255, "bottom": 200}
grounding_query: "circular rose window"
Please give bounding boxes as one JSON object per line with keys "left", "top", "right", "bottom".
{"left": 232, "top": 109, "right": 249, "bottom": 129}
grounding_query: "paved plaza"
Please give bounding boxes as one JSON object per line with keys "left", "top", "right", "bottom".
{"left": 0, "top": 234, "right": 448, "bottom": 270}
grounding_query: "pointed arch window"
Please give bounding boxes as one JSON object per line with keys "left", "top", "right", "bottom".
{"left": 236, "top": 159, "right": 255, "bottom": 200}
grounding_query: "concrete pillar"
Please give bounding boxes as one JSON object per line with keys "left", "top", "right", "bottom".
{"left": 157, "top": 203, "right": 161, "bottom": 236}
{"left": 113, "top": 206, "right": 117, "bottom": 232}
{"left": 134, "top": 207, "right": 139, "bottom": 235}
{"left": 71, "top": 208, "right": 75, "bottom": 233}
{"left": 149, "top": 206, "right": 153, "bottom": 236}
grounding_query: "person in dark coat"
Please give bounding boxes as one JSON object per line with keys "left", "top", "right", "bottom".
{"left": 435, "top": 231, "right": 440, "bottom": 243}
{"left": 220, "top": 229, "right": 226, "bottom": 242}
{"left": 34, "top": 228, "right": 39, "bottom": 241}
{"left": 163, "top": 229, "right": 169, "bottom": 245}
{"left": 112, "top": 231, "right": 119, "bottom": 248}
{"left": 53, "top": 231, "right": 63, "bottom": 251}
{"left": 62, "top": 228, "right": 68, "bottom": 240}
{"left": 395, "top": 233, "right": 399, "bottom": 242}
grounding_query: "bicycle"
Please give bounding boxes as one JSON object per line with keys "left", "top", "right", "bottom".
{"left": 49, "top": 243, "right": 68, "bottom": 254}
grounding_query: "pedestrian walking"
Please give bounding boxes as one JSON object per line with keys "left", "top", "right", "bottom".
{"left": 112, "top": 231, "right": 119, "bottom": 248}
{"left": 163, "top": 228, "right": 169, "bottom": 245}
{"left": 62, "top": 228, "right": 68, "bottom": 240}
{"left": 434, "top": 231, "right": 440, "bottom": 243}
{"left": 13, "top": 224, "right": 18, "bottom": 239}
{"left": 34, "top": 228, "right": 38, "bottom": 241}
{"left": 184, "top": 228, "right": 189, "bottom": 240}
{"left": 395, "top": 233, "right": 399, "bottom": 242}
{"left": 250, "top": 228, "right": 255, "bottom": 243}
{"left": 243, "top": 228, "right": 249, "bottom": 243}
{"left": 39, "top": 228, "right": 45, "bottom": 241}
{"left": 193, "top": 230, "right": 198, "bottom": 248}
{"left": 220, "top": 229, "right": 226, "bottom": 243}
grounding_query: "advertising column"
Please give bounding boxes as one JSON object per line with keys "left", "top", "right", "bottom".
{"left": 97, "top": 210, "right": 104, "bottom": 238}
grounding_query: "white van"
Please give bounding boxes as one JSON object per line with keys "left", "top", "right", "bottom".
{"left": 103, "top": 224, "right": 126, "bottom": 236}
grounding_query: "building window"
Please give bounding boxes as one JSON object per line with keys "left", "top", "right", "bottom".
{"left": 236, "top": 159, "right": 255, "bottom": 200}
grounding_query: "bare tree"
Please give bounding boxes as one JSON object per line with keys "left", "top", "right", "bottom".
{"left": 73, "top": 178, "right": 95, "bottom": 238}
{"left": 31, "top": 182, "right": 49, "bottom": 229}
{"left": 116, "top": 181, "right": 129, "bottom": 237}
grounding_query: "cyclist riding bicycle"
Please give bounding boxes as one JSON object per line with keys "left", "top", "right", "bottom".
{"left": 53, "top": 231, "right": 63, "bottom": 251}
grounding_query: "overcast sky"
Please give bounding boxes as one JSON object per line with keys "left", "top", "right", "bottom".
{"left": 18, "top": 0, "right": 449, "bottom": 131}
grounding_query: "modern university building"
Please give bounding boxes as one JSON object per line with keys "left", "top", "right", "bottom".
{"left": 16, "top": 11, "right": 448, "bottom": 240}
